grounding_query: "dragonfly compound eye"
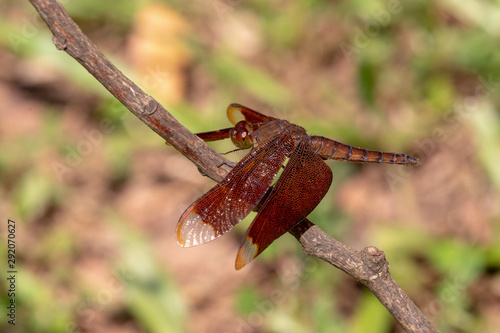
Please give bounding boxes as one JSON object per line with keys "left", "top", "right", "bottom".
{"left": 234, "top": 121, "right": 249, "bottom": 141}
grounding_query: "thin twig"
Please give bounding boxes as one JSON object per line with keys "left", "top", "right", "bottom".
{"left": 28, "top": 1, "right": 439, "bottom": 332}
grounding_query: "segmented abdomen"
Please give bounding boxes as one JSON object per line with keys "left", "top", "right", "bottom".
{"left": 309, "top": 136, "right": 420, "bottom": 166}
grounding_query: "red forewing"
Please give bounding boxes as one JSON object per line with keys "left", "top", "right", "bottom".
{"left": 227, "top": 104, "right": 277, "bottom": 125}
{"left": 176, "top": 132, "right": 295, "bottom": 247}
{"left": 195, "top": 127, "right": 232, "bottom": 142}
{"left": 235, "top": 140, "right": 333, "bottom": 269}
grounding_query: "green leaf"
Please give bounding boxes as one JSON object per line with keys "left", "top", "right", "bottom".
{"left": 358, "top": 60, "right": 377, "bottom": 106}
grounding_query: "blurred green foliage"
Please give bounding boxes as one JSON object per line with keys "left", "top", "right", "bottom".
{"left": 1, "top": 0, "right": 499, "bottom": 333}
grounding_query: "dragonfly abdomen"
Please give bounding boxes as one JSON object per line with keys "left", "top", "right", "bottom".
{"left": 309, "top": 136, "right": 420, "bottom": 166}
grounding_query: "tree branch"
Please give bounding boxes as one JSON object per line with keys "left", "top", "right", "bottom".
{"left": 290, "top": 220, "right": 438, "bottom": 332}
{"left": 29, "top": 1, "right": 438, "bottom": 332}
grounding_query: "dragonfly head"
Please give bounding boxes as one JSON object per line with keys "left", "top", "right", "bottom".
{"left": 230, "top": 121, "right": 254, "bottom": 149}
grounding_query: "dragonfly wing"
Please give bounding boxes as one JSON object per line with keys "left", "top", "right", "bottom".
{"left": 235, "top": 140, "right": 333, "bottom": 269}
{"left": 195, "top": 127, "right": 232, "bottom": 142}
{"left": 177, "top": 133, "right": 295, "bottom": 247}
{"left": 227, "top": 104, "right": 277, "bottom": 125}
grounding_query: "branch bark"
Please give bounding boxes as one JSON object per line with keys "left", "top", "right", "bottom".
{"left": 29, "top": 1, "right": 439, "bottom": 332}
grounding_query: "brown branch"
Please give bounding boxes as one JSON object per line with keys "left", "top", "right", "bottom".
{"left": 29, "top": 1, "right": 438, "bottom": 332}
{"left": 290, "top": 220, "right": 438, "bottom": 332}
{"left": 28, "top": 0, "right": 232, "bottom": 183}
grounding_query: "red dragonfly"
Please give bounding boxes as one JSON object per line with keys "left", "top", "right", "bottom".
{"left": 177, "top": 104, "right": 419, "bottom": 270}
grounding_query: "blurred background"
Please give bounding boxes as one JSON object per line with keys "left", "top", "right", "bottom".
{"left": 1, "top": 0, "right": 500, "bottom": 332}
